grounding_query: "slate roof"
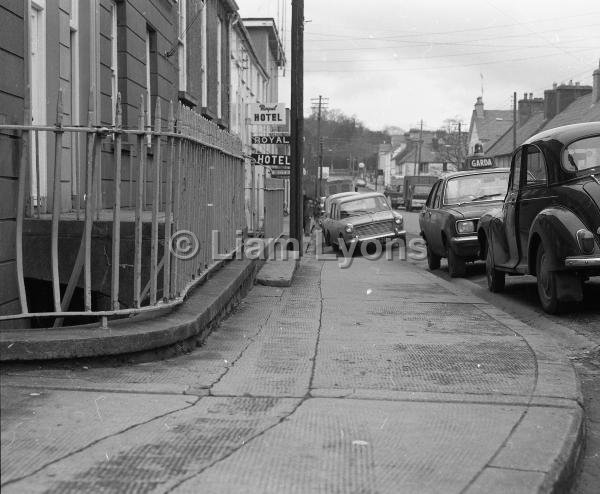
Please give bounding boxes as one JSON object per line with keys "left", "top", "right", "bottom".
{"left": 393, "top": 137, "right": 441, "bottom": 164}
{"left": 487, "top": 113, "right": 546, "bottom": 157}
{"left": 541, "top": 93, "right": 600, "bottom": 130}
{"left": 473, "top": 109, "right": 514, "bottom": 147}
{"left": 487, "top": 94, "right": 600, "bottom": 158}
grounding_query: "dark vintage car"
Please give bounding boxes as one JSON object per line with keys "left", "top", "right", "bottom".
{"left": 321, "top": 192, "right": 405, "bottom": 249}
{"left": 419, "top": 168, "right": 510, "bottom": 277}
{"left": 478, "top": 122, "right": 600, "bottom": 313}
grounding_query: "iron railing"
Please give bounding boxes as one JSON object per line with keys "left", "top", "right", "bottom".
{"left": 0, "top": 90, "right": 244, "bottom": 326}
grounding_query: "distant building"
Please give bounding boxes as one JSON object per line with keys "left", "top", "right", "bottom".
{"left": 485, "top": 64, "right": 599, "bottom": 168}
{"left": 466, "top": 97, "right": 513, "bottom": 157}
{"left": 0, "top": 1, "right": 287, "bottom": 321}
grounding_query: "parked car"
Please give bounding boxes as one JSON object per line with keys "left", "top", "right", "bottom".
{"left": 322, "top": 192, "right": 405, "bottom": 250}
{"left": 419, "top": 168, "right": 510, "bottom": 277}
{"left": 406, "top": 183, "right": 434, "bottom": 211}
{"left": 355, "top": 178, "right": 367, "bottom": 188}
{"left": 404, "top": 175, "right": 437, "bottom": 210}
{"left": 477, "top": 122, "right": 600, "bottom": 313}
{"left": 319, "top": 191, "right": 360, "bottom": 226}
{"left": 384, "top": 184, "right": 404, "bottom": 208}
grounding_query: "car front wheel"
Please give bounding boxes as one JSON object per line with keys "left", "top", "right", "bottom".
{"left": 485, "top": 241, "right": 505, "bottom": 292}
{"left": 426, "top": 242, "right": 441, "bottom": 270}
{"left": 447, "top": 247, "right": 466, "bottom": 277}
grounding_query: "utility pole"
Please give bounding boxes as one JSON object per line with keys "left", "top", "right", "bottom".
{"left": 457, "top": 122, "right": 462, "bottom": 171}
{"left": 310, "top": 95, "right": 328, "bottom": 200}
{"left": 416, "top": 119, "right": 423, "bottom": 176}
{"left": 512, "top": 91, "right": 517, "bottom": 154}
{"left": 290, "top": 0, "right": 303, "bottom": 252}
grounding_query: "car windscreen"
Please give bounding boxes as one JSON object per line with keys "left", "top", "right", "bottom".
{"left": 443, "top": 172, "right": 509, "bottom": 205}
{"left": 339, "top": 196, "right": 389, "bottom": 217}
{"left": 562, "top": 136, "right": 600, "bottom": 174}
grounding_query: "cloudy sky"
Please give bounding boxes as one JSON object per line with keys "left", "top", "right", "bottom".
{"left": 236, "top": 0, "right": 600, "bottom": 132}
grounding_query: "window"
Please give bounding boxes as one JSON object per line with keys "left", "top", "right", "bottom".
{"left": 525, "top": 146, "right": 547, "bottom": 185}
{"left": 217, "top": 17, "right": 222, "bottom": 118}
{"left": 29, "top": 0, "right": 47, "bottom": 205}
{"left": 201, "top": 4, "right": 207, "bottom": 107}
{"left": 178, "top": 0, "right": 187, "bottom": 92}
{"left": 509, "top": 150, "right": 522, "bottom": 191}
{"left": 110, "top": 1, "right": 118, "bottom": 124}
{"left": 563, "top": 136, "right": 600, "bottom": 173}
{"left": 145, "top": 28, "right": 156, "bottom": 144}
{"left": 426, "top": 181, "right": 440, "bottom": 208}
{"left": 419, "top": 162, "right": 429, "bottom": 174}
{"left": 444, "top": 172, "right": 509, "bottom": 205}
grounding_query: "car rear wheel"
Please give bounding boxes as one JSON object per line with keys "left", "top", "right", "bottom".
{"left": 426, "top": 242, "right": 441, "bottom": 270}
{"left": 485, "top": 241, "right": 505, "bottom": 292}
{"left": 447, "top": 248, "right": 466, "bottom": 278}
{"left": 536, "top": 243, "right": 560, "bottom": 314}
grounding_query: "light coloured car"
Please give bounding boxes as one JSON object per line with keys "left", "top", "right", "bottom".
{"left": 322, "top": 192, "right": 405, "bottom": 250}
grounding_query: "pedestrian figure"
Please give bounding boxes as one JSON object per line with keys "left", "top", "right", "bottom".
{"left": 303, "top": 196, "right": 315, "bottom": 236}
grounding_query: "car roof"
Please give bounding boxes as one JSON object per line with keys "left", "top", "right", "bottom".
{"left": 440, "top": 167, "right": 510, "bottom": 180}
{"left": 326, "top": 191, "right": 359, "bottom": 201}
{"left": 523, "top": 122, "right": 600, "bottom": 146}
{"left": 337, "top": 191, "right": 386, "bottom": 204}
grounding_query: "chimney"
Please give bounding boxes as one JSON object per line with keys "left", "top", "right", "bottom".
{"left": 555, "top": 82, "right": 593, "bottom": 114}
{"left": 518, "top": 93, "right": 544, "bottom": 126}
{"left": 544, "top": 88, "right": 557, "bottom": 120}
{"left": 475, "top": 96, "right": 484, "bottom": 118}
{"left": 593, "top": 59, "right": 600, "bottom": 104}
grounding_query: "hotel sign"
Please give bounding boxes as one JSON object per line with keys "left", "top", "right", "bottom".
{"left": 251, "top": 154, "right": 291, "bottom": 166}
{"left": 248, "top": 103, "right": 287, "bottom": 125}
{"left": 251, "top": 134, "right": 290, "bottom": 145}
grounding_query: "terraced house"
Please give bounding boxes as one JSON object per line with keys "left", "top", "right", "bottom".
{"left": 0, "top": 0, "right": 286, "bottom": 327}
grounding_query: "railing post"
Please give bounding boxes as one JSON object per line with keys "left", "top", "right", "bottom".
{"left": 111, "top": 93, "right": 123, "bottom": 310}
{"left": 51, "top": 89, "right": 64, "bottom": 312}
{"left": 84, "top": 88, "right": 98, "bottom": 311}
{"left": 15, "top": 104, "right": 31, "bottom": 314}
{"left": 134, "top": 94, "right": 146, "bottom": 308}
{"left": 163, "top": 100, "right": 174, "bottom": 301}
{"left": 150, "top": 99, "right": 161, "bottom": 305}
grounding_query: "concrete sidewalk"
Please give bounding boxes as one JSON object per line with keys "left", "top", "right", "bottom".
{"left": 0, "top": 249, "right": 583, "bottom": 493}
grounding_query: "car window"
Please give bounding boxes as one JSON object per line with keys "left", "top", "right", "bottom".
{"left": 339, "top": 196, "right": 389, "bottom": 217}
{"left": 433, "top": 182, "right": 443, "bottom": 208}
{"left": 443, "top": 172, "right": 509, "bottom": 205}
{"left": 525, "top": 146, "right": 547, "bottom": 186}
{"left": 509, "top": 150, "right": 522, "bottom": 192}
{"left": 425, "top": 181, "right": 440, "bottom": 208}
{"left": 562, "top": 135, "right": 600, "bottom": 173}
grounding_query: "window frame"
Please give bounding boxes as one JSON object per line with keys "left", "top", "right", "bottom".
{"left": 523, "top": 144, "right": 548, "bottom": 188}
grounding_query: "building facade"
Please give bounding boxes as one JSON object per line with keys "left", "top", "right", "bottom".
{"left": 0, "top": 1, "right": 286, "bottom": 321}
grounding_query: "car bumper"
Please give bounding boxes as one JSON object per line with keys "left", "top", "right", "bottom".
{"left": 348, "top": 230, "right": 406, "bottom": 244}
{"left": 564, "top": 256, "right": 600, "bottom": 268}
{"left": 449, "top": 235, "right": 480, "bottom": 258}
{"left": 411, "top": 200, "right": 426, "bottom": 208}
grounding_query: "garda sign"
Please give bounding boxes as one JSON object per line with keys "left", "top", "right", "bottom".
{"left": 251, "top": 134, "right": 291, "bottom": 145}
{"left": 248, "top": 103, "right": 287, "bottom": 125}
{"left": 252, "top": 154, "right": 291, "bottom": 166}
{"left": 467, "top": 156, "right": 495, "bottom": 169}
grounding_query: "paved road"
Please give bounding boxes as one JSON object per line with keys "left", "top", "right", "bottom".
{"left": 400, "top": 208, "right": 600, "bottom": 493}
{"left": 1, "top": 233, "right": 582, "bottom": 492}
